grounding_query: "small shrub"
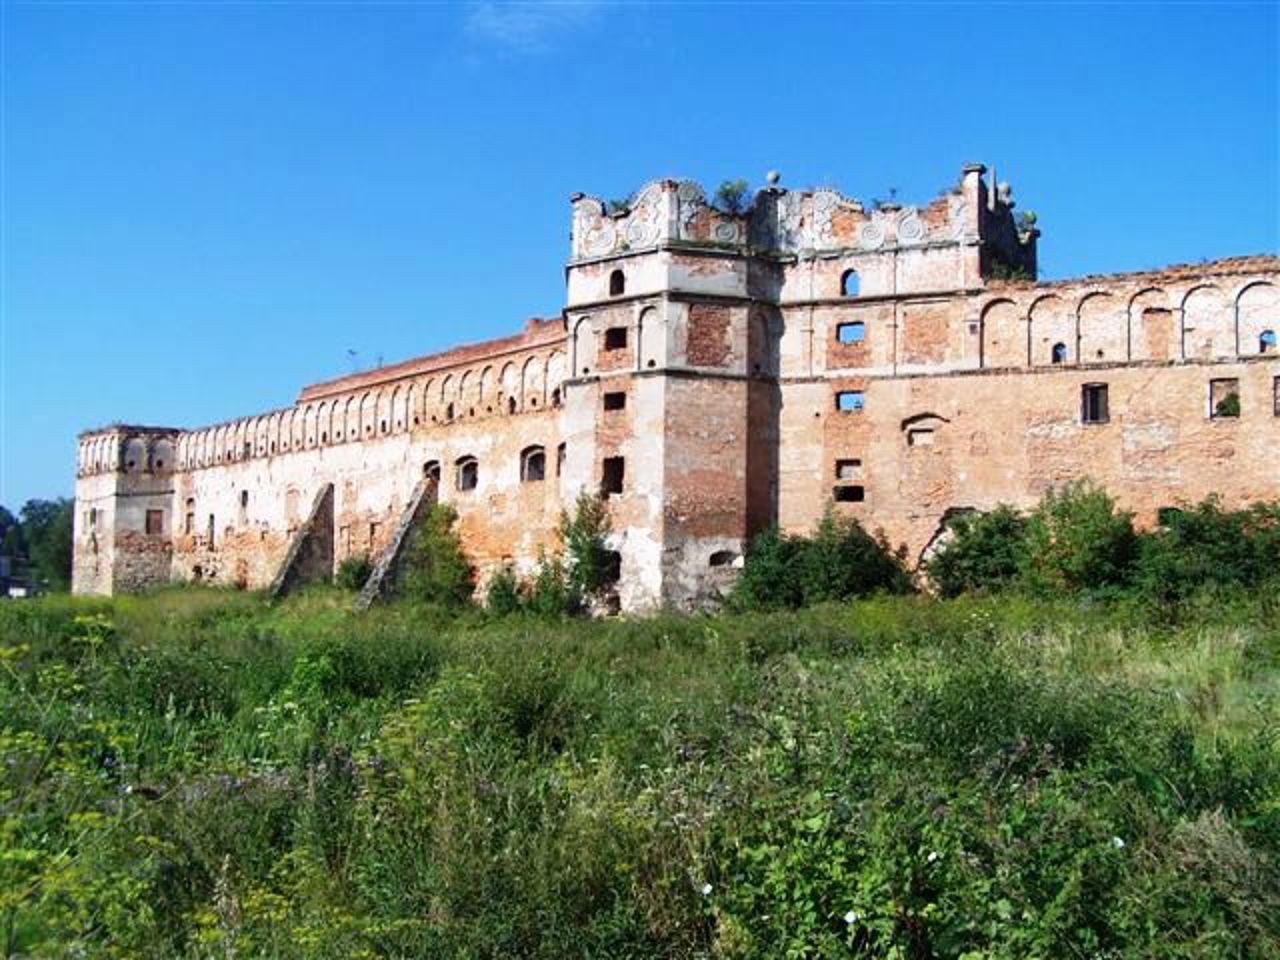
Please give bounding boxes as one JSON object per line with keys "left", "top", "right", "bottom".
{"left": 401, "top": 504, "right": 475, "bottom": 608}
{"left": 485, "top": 567, "right": 523, "bottom": 617}
{"left": 526, "top": 552, "right": 578, "bottom": 618}
{"left": 925, "top": 506, "right": 1028, "bottom": 598}
{"left": 559, "top": 493, "right": 613, "bottom": 598}
{"left": 1214, "top": 392, "right": 1241, "bottom": 418}
{"left": 714, "top": 178, "right": 750, "bottom": 214}
{"left": 335, "top": 554, "right": 372, "bottom": 591}
{"left": 1020, "top": 480, "right": 1136, "bottom": 595}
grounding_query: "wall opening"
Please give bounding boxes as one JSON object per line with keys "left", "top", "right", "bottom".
{"left": 1210, "top": 378, "right": 1240, "bottom": 419}
{"left": 184, "top": 499, "right": 195, "bottom": 535}
{"left": 601, "top": 456, "right": 625, "bottom": 496}
{"left": 557, "top": 442, "right": 566, "bottom": 476}
{"left": 145, "top": 509, "right": 164, "bottom": 536}
{"left": 1051, "top": 342, "right": 1067, "bottom": 364}
{"left": 508, "top": 396, "right": 517, "bottom": 414}
{"left": 456, "top": 456, "right": 478, "bottom": 492}
{"left": 1274, "top": 376, "right": 1280, "bottom": 416}
{"left": 604, "top": 327, "right": 628, "bottom": 351}
{"left": 207, "top": 514, "right": 216, "bottom": 547}
{"left": 835, "top": 458, "right": 863, "bottom": 480}
{"left": 709, "top": 550, "right": 737, "bottom": 568}
{"left": 602, "top": 550, "right": 622, "bottom": 584}
{"left": 424, "top": 460, "right": 441, "bottom": 484}
{"left": 841, "top": 269, "right": 860, "bottom": 297}
{"left": 835, "top": 390, "right": 865, "bottom": 412}
{"left": 833, "top": 485, "right": 865, "bottom": 503}
{"left": 907, "top": 427, "right": 935, "bottom": 447}
{"left": 609, "top": 270, "right": 625, "bottom": 297}
{"left": 836, "top": 322, "right": 865, "bottom": 344}
{"left": 551, "top": 388, "right": 561, "bottom": 407}
{"left": 446, "top": 403, "right": 455, "bottom": 421}
{"left": 1081, "top": 383, "right": 1109, "bottom": 424}
{"left": 521, "top": 445, "right": 546, "bottom": 482}
{"left": 603, "top": 391, "right": 627, "bottom": 411}
{"left": 1261, "top": 330, "right": 1277, "bottom": 353}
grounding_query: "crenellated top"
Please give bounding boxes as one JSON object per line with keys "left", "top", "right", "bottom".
{"left": 77, "top": 426, "right": 181, "bottom": 478}
{"left": 568, "top": 164, "right": 1032, "bottom": 263}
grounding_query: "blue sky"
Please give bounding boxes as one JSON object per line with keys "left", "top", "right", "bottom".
{"left": 2, "top": 1, "right": 1276, "bottom": 507}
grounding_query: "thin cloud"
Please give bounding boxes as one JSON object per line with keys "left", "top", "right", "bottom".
{"left": 463, "top": 1, "right": 602, "bottom": 54}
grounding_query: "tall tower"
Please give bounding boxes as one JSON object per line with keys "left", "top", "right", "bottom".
{"left": 562, "top": 180, "right": 779, "bottom": 609}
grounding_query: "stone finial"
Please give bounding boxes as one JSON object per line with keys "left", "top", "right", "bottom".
{"left": 766, "top": 170, "right": 781, "bottom": 185}
{"left": 961, "top": 162, "right": 987, "bottom": 174}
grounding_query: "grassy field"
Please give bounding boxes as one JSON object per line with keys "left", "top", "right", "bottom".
{"left": 2, "top": 586, "right": 1278, "bottom": 958}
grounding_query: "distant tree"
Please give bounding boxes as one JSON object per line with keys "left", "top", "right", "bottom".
{"left": 0, "top": 505, "right": 25, "bottom": 558}
{"left": 714, "top": 179, "right": 750, "bottom": 214}
{"left": 20, "top": 498, "right": 74, "bottom": 590}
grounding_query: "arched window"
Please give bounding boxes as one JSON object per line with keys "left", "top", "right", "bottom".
{"left": 423, "top": 460, "right": 441, "bottom": 484}
{"left": 521, "top": 445, "right": 546, "bottom": 482}
{"left": 1262, "top": 330, "right": 1277, "bottom": 353}
{"left": 609, "top": 269, "right": 625, "bottom": 297}
{"left": 841, "top": 269, "right": 860, "bottom": 297}
{"left": 455, "top": 456, "right": 478, "bottom": 492}
{"left": 1051, "top": 342, "right": 1067, "bottom": 364}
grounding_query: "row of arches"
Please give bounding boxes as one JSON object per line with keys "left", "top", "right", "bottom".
{"left": 163, "top": 349, "right": 569, "bottom": 472}
{"left": 980, "top": 280, "right": 1277, "bottom": 368}
{"left": 78, "top": 433, "right": 176, "bottom": 476}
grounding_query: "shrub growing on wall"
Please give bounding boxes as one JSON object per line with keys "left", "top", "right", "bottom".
{"left": 1136, "top": 498, "right": 1280, "bottom": 602}
{"left": 559, "top": 493, "right": 614, "bottom": 598}
{"left": 925, "top": 506, "right": 1028, "bottom": 598}
{"left": 1019, "top": 480, "right": 1137, "bottom": 595}
{"left": 484, "top": 567, "right": 523, "bottom": 617}
{"left": 401, "top": 504, "right": 475, "bottom": 608}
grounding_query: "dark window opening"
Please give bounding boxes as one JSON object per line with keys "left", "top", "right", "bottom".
{"left": 841, "top": 269, "right": 860, "bottom": 297}
{"left": 709, "top": 550, "right": 736, "bottom": 567}
{"left": 145, "top": 509, "right": 164, "bottom": 535}
{"left": 155, "top": 459, "right": 165, "bottom": 469}
{"left": 321, "top": 432, "right": 327, "bottom": 443}
{"left": 424, "top": 460, "right": 441, "bottom": 484}
{"left": 907, "top": 427, "right": 935, "bottom": 447}
{"left": 207, "top": 514, "right": 216, "bottom": 547}
{"left": 837, "top": 322, "right": 865, "bottom": 344}
{"left": 836, "top": 390, "right": 865, "bottom": 412}
{"left": 456, "top": 456, "right": 478, "bottom": 492}
{"left": 603, "top": 391, "right": 627, "bottom": 411}
{"left": 381, "top": 420, "right": 388, "bottom": 433}
{"left": 126, "top": 459, "right": 136, "bottom": 469}
{"left": 648, "top": 359, "right": 657, "bottom": 369}
{"left": 530, "top": 397, "right": 538, "bottom": 407}
{"left": 1210, "top": 378, "right": 1240, "bottom": 419}
{"left": 89, "top": 508, "right": 98, "bottom": 528}
{"left": 833, "top": 485, "right": 865, "bottom": 503}
{"left": 185, "top": 511, "right": 195, "bottom": 535}
{"left": 551, "top": 388, "right": 561, "bottom": 407}
{"left": 835, "top": 458, "right": 862, "bottom": 480}
{"left": 604, "top": 327, "right": 628, "bottom": 351}
{"left": 1082, "top": 383, "right": 1109, "bottom": 424}
{"left": 521, "top": 446, "right": 546, "bottom": 482}
{"left": 270, "top": 442, "right": 276, "bottom": 453}
{"left": 1274, "top": 376, "right": 1280, "bottom": 416}
{"left": 1051, "top": 342, "right": 1067, "bottom": 364}
{"left": 1261, "top": 330, "right": 1276, "bottom": 353}
{"left": 602, "top": 550, "right": 622, "bottom": 584}
{"left": 601, "top": 456, "right": 625, "bottom": 495}
{"left": 557, "top": 442, "right": 566, "bottom": 476}
{"left": 469, "top": 408, "right": 475, "bottom": 417}
{"left": 609, "top": 270, "right": 625, "bottom": 297}
{"left": 508, "top": 396, "right": 517, "bottom": 414}
{"left": 446, "top": 403, "right": 455, "bottom": 421}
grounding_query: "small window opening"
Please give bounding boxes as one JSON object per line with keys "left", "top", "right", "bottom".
{"left": 835, "top": 458, "right": 863, "bottom": 481}
{"left": 709, "top": 550, "right": 736, "bottom": 567}
{"left": 413, "top": 416, "right": 420, "bottom": 426}
{"left": 456, "top": 456, "right": 478, "bottom": 492}
{"left": 144, "top": 509, "right": 164, "bottom": 535}
{"left": 841, "top": 270, "right": 860, "bottom": 297}
{"left": 207, "top": 514, "right": 216, "bottom": 546}
{"left": 602, "top": 550, "right": 622, "bottom": 584}
{"left": 446, "top": 403, "right": 455, "bottom": 421}
{"left": 321, "top": 432, "right": 327, "bottom": 443}
{"left": 609, "top": 270, "right": 625, "bottom": 297}
{"left": 603, "top": 391, "right": 627, "bottom": 411}
{"left": 270, "top": 442, "right": 276, "bottom": 453}
{"left": 381, "top": 420, "right": 388, "bottom": 433}
{"left": 508, "top": 396, "right": 517, "bottom": 414}
{"left": 530, "top": 397, "right": 538, "bottom": 407}
{"left": 551, "top": 388, "right": 561, "bottom": 407}
{"left": 907, "top": 428, "right": 936, "bottom": 447}
{"left": 521, "top": 446, "right": 546, "bottom": 482}
{"left": 89, "top": 508, "right": 98, "bottom": 528}
{"left": 155, "top": 458, "right": 165, "bottom": 469}
{"left": 240, "top": 490, "right": 249, "bottom": 508}
{"left": 1261, "top": 330, "right": 1277, "bottom": 353}
{"left": 836, "top": 390, "right": 865, "bottom": 412}
{"left": 127, "top": 459, "right": 136, "bottom": 469}
{"left": 837, "top": 322, "right": 865, "bottom": 344}
{"left": 424, "top": 460, "right": 441, "bottom": 484}
{"left": 1210, "top": 378, "right": 1240, "bottom": 419}
{"left": 1081, "top": 383, "right": 1109, "bottom": 424}
{"left": 647, "top": 359, "right": 657, "bottom": 369}
{"left": 601, "top": 456, "right": 625, "bottom": 495}
{"left": 604, "top": 327, "right": 628, "bottom": 351}
{"left": 833, "top": 485, "right": 865, "bottom": 503}
{"left": 556, "top": 442, "right": 566, "bottom": 476}
{"left": 1051, "top": 342, "right": 1067, "bottom": 364}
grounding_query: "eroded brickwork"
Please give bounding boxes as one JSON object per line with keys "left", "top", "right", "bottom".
{"left": 74, "top": 167, "right": 1280, "bottom": 610}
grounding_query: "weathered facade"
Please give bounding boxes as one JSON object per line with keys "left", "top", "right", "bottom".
{"left": 73, "top": 166, "right": 1280, "bottom": 609}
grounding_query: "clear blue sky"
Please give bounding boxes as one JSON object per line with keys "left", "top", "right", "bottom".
{"left": 2, "top": 1, "right": 1276, "bottom": 507}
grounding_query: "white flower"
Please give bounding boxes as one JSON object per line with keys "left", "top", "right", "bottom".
{"left": 1111, "top": 836, "right": 1126, "bottom": 849}
{"left": 701, "top": 882, "right": 712, "bottom": 896}
{"left": 844, "top": 910, "right": 858, "bottom": 924}
{"left": 926, "top": 850, "right": 939, "bottom": 864}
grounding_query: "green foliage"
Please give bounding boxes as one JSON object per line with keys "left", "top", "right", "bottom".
{"left": 484, "top": 566, "right": 523, "bottom": 617}
{"left": 525, "top": 552, "right": 579, "bottom": 617}
{"left": 2, "top": 589, "right": 1278, "bottom": 956}
{"left": 714, "top": 178, "right": 750, "bottom": 214}
{"left": 334, "top": 554, "right": 372, "bottom": 591}
{"left": 731, "top": 508, "right": 911, "bottom": 611}
{"left": 558, "top": 492, "right": 614, "bottom": 597}
{"left": 2, "top": 497, "right": 75, "bottom": 590}
{"left": 1020, "top": 480, "right": 1137, "bottom": 596}
{"left": 925, "top": 506, "right": 1028, "bottom": 598}
{"left": 400, "top": 504, "right": 475, "bottom": 609}
{"left": 1215, "top": 391, "right": 1241, "bottom": 418}
{"left": 606, "top": 196, "right": 633, "bottom": 215}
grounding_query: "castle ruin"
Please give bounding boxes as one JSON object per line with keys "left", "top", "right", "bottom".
{"left": 72, "top": 166, "right": 1280, "bottom": 609}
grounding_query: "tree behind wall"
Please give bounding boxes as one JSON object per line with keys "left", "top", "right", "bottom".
{"left": 12, "top": 499, "right": 74, "bottom": 591}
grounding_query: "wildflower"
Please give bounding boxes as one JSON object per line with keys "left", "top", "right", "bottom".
{"left": 1111, "top": 836, "right": 1125, "bottom": 849}
{"left": 844, "top": 910, "right": 858, "bottom": 924}
{"left": 701, "top": 883, "right": 712, "bottom": 896}
{"left": 926, "top": 850, "right": 939, "bottom": 864}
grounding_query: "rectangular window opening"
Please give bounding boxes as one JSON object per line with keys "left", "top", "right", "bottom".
{"left": 833, "top": 485, "right": 865, "bottom": 503}
{"left": 907, "top": 428, "right": 935, "bottom": 447}
{"left": 603, "top": 391, "right": 627, "bottom": 411}
{"left": 601, "top": 456, "right": 625, "bottom": 496}
{"left": 835, "top": 390, "right": 865, "bottom": 413}
{"left": 835, "top": 458, "right": 863, "bottom": 481}
{"left": 145, "top": 509, "right": 164, "bottom": 535}
{"left": 1210, "top": 378, "right": 1240, "bottom": 419}
{"left": 1274, "top": 376, "right": 1279, "bottom": 417}
{"left": 1081, "top": 383, "right": 1109, "bottom": 424}
{"left": 836, "top": 322, "right": 866, "bottom": 344}
{"left": 604, "top": 327, "right": 628, "bottom": 351}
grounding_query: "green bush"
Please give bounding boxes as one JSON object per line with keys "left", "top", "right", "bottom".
{"left": 525, "top": 552, "right": 579, "bottom": 617}
{"left": 334, "top": 554, "right": 372, "bottom": 591}
{"left": 732, "top": 508, "right": 910, "bottom": 611}
{"left": 484, "top": 566, "right": 523, "bottom": 617}
{"left": 559, "top": 492, "right": 614, "bottom": 598}
{"left": 925, "top": 505, "right": 1028, "bottom": 598}
{"left": 1020, "top": 479, "right": 1137, "bottom": 595}
{"left": 400, "top": 504, "right": 475, "bottom": 608}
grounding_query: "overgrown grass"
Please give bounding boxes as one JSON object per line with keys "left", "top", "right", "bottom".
{"left": 2, "top": 587, "right": 1277, "bottom": 957}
